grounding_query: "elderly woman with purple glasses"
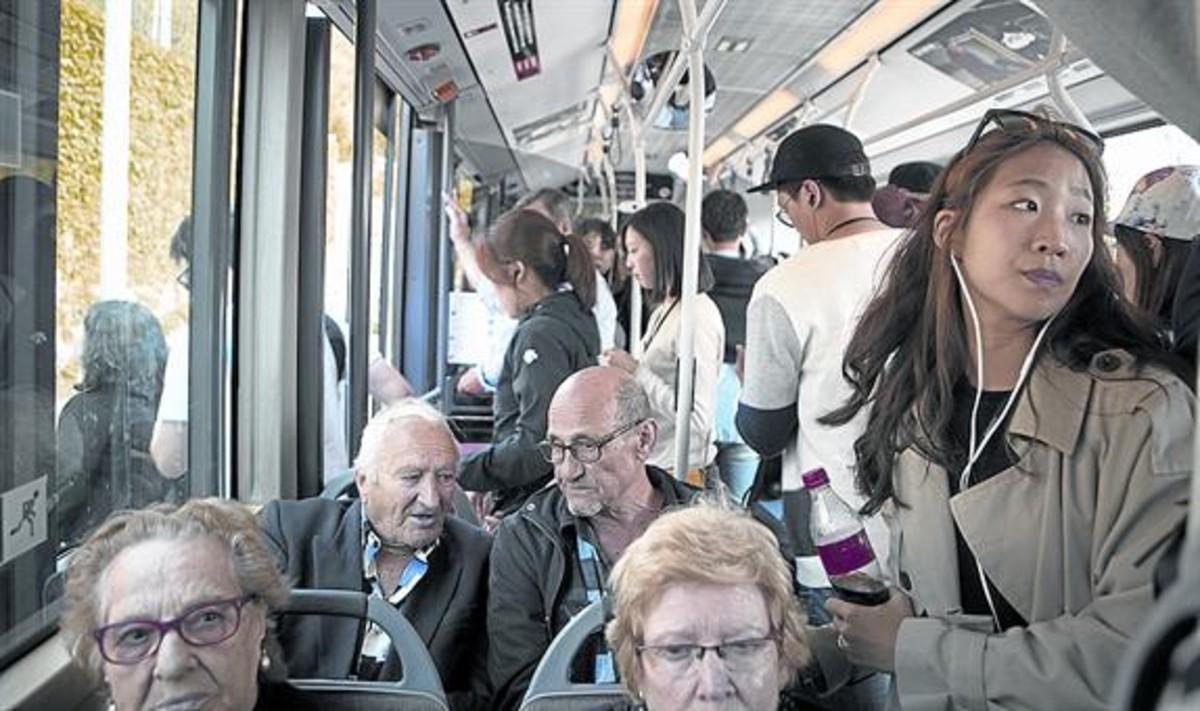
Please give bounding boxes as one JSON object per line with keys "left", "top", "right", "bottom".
{"left": 60, "top": 499, "right": 318, "bottom": 711}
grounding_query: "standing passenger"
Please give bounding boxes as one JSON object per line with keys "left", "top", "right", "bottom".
{"left": 602, "top": 202, "right": 725, "bottom": 484}
{"left": 458, "top": 209, "right": 600, "bottom": 516}
{"left": 577, "top": 217, "right": 632, "bottom": 348}
{"left": 817, "top": 109, "right": 1193, "bottom": 710}
{"left": 56, "top": 301, "right": 171, "bottom": 545}
{"left": 1109, "top": 166, "right": 1199, "bottom": 337}
{"left": 701, "top": 189, "right": 773, "bottom": 501}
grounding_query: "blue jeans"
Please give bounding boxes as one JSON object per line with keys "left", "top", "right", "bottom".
{"left": 715, "top": 441, "right": 759, "bottom": 503}
{"left": 800, "top": 586, "right": 893, "bottom": 710}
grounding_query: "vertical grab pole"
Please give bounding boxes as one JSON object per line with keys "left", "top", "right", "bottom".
{"left": 348, "top": 0, "right": 376, "bottom": 460}
{"left": 672, "top": 0, "right": 706, "bottom": 479}
{"left": 630, "top": 119, "right": 647, "bottom": 357}
{"left": 436, "top": 102, "right": 456, "bottom": 394}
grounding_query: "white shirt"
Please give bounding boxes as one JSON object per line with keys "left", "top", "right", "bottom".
{"left": 740, "top": 227, "right": 902, "bottom": 578}
{"left": 636, "top": 294, "right": 725, "bottom": 472}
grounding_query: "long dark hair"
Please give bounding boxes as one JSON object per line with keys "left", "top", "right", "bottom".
{"left": 821, "top": 125, "right": 1190, "bottom": 516}
{"left": 476, "top": 208, "right": 596, "bottom": 309}
{"left": 1113, "top": 224, "right": 1191, "bottom": 326}
{"left": 623, "top": 201, "right": 714, "bottom": 303}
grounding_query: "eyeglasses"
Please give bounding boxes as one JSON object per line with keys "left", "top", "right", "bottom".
{"left": 637, "top": 634, "right": 779, "bottom": 675}
{"left": 966, "top": 108, "right": 1104, "bottom": 157}
{"left": 93, "top": 594, "right": 256, "bottom": 665}
{"left": 537, "top": 418, "right": 646, "bottom": 465}
{"left": 775, "top": 190, "right": 796, "bottom": 229}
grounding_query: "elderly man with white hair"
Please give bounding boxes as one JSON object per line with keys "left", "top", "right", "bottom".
{"left": 260, "top": 399, "right": 492, "bottom": 710}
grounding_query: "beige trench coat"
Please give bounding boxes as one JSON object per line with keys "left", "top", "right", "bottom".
{"left": 810, "top": 350, "right": 1193, "bottom": 710}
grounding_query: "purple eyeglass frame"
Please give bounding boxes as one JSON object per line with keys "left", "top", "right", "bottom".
{"left": 92, "top": 594, "right": 256, "bottom": 665}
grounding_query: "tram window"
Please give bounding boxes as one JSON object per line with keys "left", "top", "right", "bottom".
{"left": 1104, "top": 124, "right": 1200, "bottom": 218}
{"left": 1, "top": 0, "right": 207, "bottom": 667}
{"left": 369, "top": 111, "right": 386, "bottom": 409}
{"left": 321, "top": 21, "right": 355, "bottom": 473}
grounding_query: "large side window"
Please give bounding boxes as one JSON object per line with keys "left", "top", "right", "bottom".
{"left": 0, "top": 0, "right": 214, "bottom": 666}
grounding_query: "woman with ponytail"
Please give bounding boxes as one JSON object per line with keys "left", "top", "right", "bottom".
{"left": 458, "top": 209, "right": 601, "bottom": 516}
{"left": 808, "top": 109, "right": 1194, "bottom": 710}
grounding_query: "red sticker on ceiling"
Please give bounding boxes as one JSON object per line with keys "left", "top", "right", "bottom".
{"left": 498, "top": 0, "right": 540, "bottom": 80}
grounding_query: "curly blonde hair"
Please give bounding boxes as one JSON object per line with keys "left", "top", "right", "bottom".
{"left": 605, "top": 500, "right": 811, "bottom": 697}
{"left": 60, "top": 498, "right": 288, "bottom": 678}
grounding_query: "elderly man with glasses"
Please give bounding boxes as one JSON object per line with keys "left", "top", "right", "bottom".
{"left": 485, "top": 366, "right": 705, "bottom": 710}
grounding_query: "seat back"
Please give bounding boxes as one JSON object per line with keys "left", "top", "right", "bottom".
{"left": 520, "top": 599, "right": 632, "bottom": 710}
{"left": 281, "top": 589, "right": 449, "bottom": 711}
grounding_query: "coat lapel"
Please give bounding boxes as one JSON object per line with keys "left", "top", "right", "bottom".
{"left": 402, "top": 530, "right": 463, "bottom": 645}
{"left": 309, "top": 501, "right": 365, "bottom": 677}
{"left": 893, "top": 450, "right": 962, "bottom": 616}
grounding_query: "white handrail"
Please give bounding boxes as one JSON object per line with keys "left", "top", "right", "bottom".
{"left": 672, "top": 0, "right": 710, "bottom": 479}
{"left": 641, "top": 0, "right": 727, "bottom": 129}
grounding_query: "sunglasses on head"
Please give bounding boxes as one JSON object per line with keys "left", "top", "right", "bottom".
{"left": 966, "top": 109, "right": 1104, "bottom": 156}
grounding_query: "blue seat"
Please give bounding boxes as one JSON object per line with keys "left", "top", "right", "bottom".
{"left": 280, "top": 589, "right": 449, "bottom": 711}
{"left": 520, "top": 600, "right": 633, "bottom": 710}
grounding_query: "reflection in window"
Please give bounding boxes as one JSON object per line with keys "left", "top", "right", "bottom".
{"left": 1, "top": 0, "right": 203, "bottom": 666}
{"left": 322, "top": 23, "right": 355, "bottom": 480}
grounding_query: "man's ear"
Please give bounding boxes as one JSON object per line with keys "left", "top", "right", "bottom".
{"left": 637, "top": 419, "right": 658, "bottom": 458}
{"left": 801, "top": 179, "right": 821, "bottom": 208}
{"left": 932, "top": 208, "right": 960, "bottom": 252}
{"left": 354, "top": 468, "right": 369, "bottom": 501}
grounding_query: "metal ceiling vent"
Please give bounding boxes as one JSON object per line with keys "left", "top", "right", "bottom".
{"left": 512, "top": 100, "right": 590, "bottom": 149}
{"left": 498, "top": 0, "right": 540, "bottom": 80}
{"left": 0, "top": 90, "right": 20, "bottom": 168}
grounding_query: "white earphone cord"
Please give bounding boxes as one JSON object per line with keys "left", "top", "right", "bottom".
{"left": 951, "top": 254, "right": 1056, "bottom": 632}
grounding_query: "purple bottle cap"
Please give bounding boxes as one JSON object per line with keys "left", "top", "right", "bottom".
{"left": 801, "top": 467, "right": 829, "bottom": 489}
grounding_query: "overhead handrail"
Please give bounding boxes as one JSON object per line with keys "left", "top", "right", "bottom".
{"left": 863, "top": 31, "right": 1081, "bottom": 151}
{"left": 842, "top": 53, "right": 881, "bottom": 130}
{"left": 640, "top": 0, "right": 728, "bottom": 130}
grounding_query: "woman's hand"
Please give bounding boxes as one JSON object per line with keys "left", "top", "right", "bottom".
{"left": 825, "top": 587, "right": 914, "bottom": 672}
{"left": 442, "top": 191, "right": 471, "bottom": 247}
{"left": 600, "top": 348, "right": 638, "bottom": 374}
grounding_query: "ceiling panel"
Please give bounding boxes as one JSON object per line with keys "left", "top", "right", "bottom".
{"left": 447, "top": 0, "right": 613, "bottom": 190}
{"left": 630, "top": 0, "right": 875, "bottom": 171}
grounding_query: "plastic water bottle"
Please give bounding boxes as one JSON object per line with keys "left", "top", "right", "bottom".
{"left": 802, "top": 467, "right": 889, "bottom": 606}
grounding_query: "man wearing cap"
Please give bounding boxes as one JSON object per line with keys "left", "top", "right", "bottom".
{"left": 872, "top": 160, "right": 942, "bottom": 228}
{"left": 736, "top": 123, "right": 900, "bottom": 709}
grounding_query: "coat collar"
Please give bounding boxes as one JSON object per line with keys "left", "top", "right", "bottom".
{"left": 892, "top": 355, "right": 1098, "bottom": 618}
{"left": 1006, "top": 355, "right": 1093, "bottom": 455}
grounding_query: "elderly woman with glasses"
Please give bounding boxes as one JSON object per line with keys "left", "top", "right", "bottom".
{"left": 605, "top": 501, "right": 814, "bottom": 710}
{"left": 811, "top": 108, "right": 1194, "bottom": 710}
{"left": 60, "top": 499, "right": 318, "bottom": 710}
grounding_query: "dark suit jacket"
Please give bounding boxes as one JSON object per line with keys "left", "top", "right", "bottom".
{"left": 259, "top": 498, "right": 491, "bottom": 710}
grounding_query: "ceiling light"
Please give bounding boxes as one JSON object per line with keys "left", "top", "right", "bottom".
{"left": 611, "top": 0, "right": 660, "bottom": 74}
{"left": 715, "top": 37, "right": 733, "bottom": 52}
{"left": 732, "top": 88, "right": 800, "bottom": 138}
{"left": 731, "top": 39, "right": 752, "bottom": 53}
{"left": 703, "top": 135, "right": 739, "bottom": 168}
{"left": 815, "top": 0, "right": 942, "bottom": 77}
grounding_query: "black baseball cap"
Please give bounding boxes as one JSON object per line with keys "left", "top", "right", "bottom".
{"left": 888, "top": 161, "right": 942, "bottom": 195}
{"left": 748, "top": 124, "right": 871, "bottom": 193}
